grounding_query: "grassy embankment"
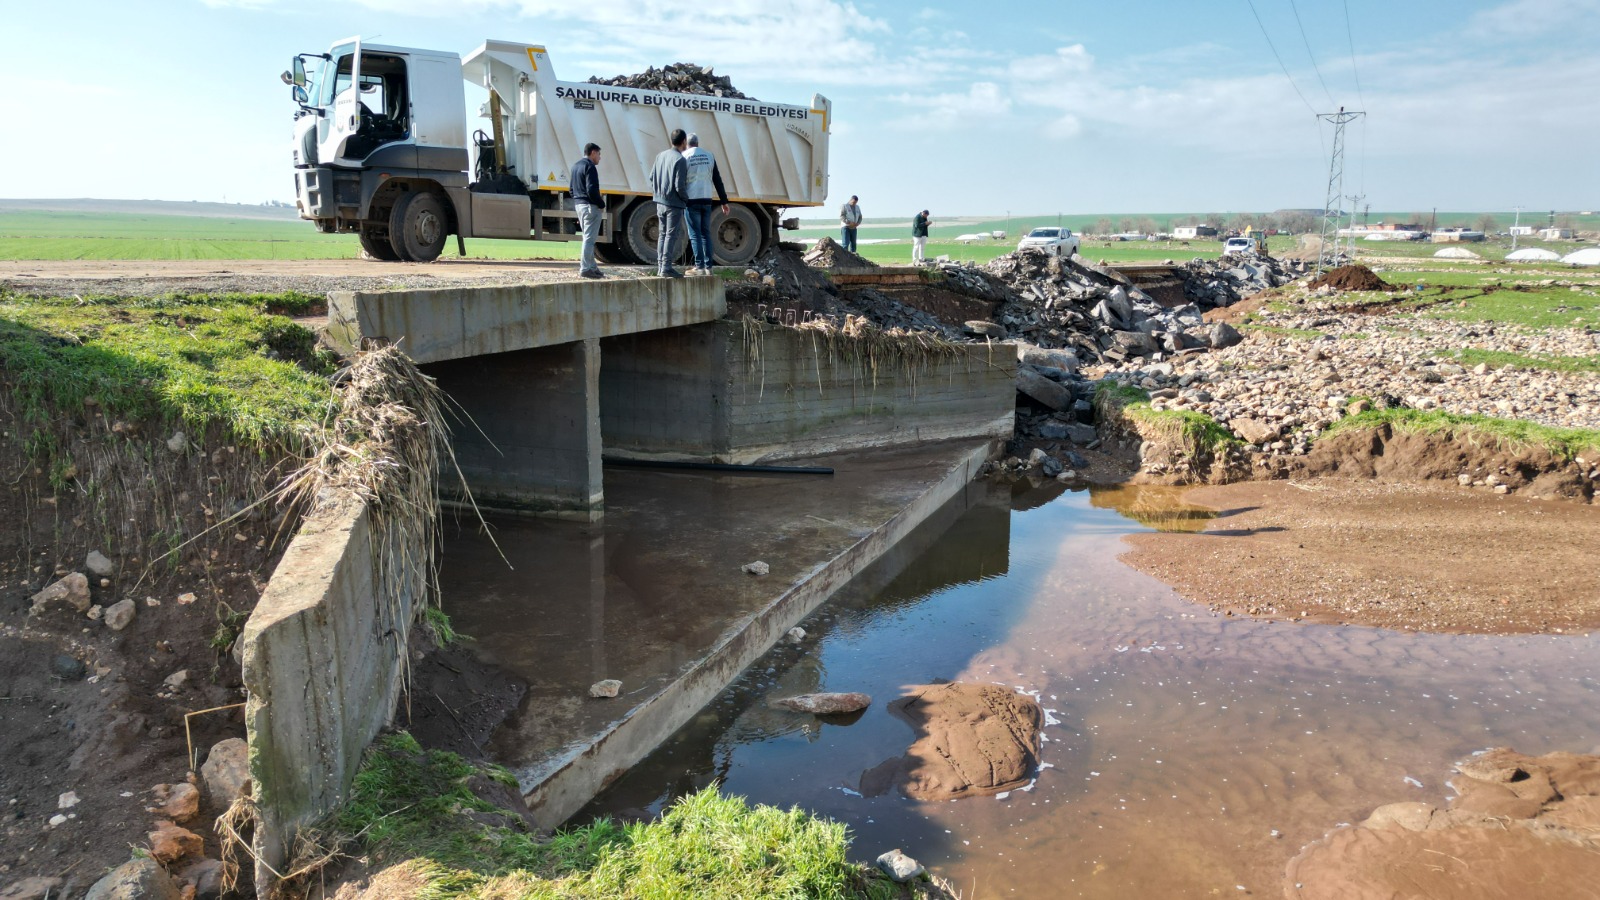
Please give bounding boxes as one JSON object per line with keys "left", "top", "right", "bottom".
{"left": 323, "top": 733, "right": 927, "bottom": 900}
{"left": 0, "top": 289, "right": 337, "bottom": 471}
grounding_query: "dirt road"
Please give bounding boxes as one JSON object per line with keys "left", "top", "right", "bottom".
{"left": 0, "top": 257, "right": 622, "bottom": 298}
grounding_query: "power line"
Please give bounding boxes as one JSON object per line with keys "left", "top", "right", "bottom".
{"left": 1342, "top": 0, "right": 1365, "bottom": 108}
{"left": 1288, "top": 0, "right": 1336, "bottom": 105}
{"left": 1245, "top": 0, "right": 1318, "bottom": 115}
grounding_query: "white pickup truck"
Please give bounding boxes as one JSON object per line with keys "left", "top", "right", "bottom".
{"left": 284, "top": 39, "right": 832, "bottom": 265}
{"left": 1016, "top": 226, "right": 1080, "bottom": 257}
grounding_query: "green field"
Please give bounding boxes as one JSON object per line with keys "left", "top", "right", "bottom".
{"left": 0, "top": 209, "right": 584, "bottom": 261}
{"left": 1, "top": 206, "right": 1590, "bottom": 268}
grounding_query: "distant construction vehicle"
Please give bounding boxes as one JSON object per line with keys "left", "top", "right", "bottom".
{"left": 282, "top": 39, "right": 831, "bottom": 265}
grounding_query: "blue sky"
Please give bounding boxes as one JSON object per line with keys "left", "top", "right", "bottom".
{"left": 2, "top": 0, "right": 1595, "bottom": 216}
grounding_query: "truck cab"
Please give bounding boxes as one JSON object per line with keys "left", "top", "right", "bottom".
{"left": 287, "top": 40, "right": 470, "bottom": 261}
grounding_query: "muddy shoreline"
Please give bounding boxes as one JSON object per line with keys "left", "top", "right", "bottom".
{"left": 1118, "top": 477, "right": 1600, "bottom": 634}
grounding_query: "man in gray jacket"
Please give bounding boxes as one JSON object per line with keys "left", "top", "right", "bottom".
{"left": 649, "top": 129, "right": 690, "bottom": 278}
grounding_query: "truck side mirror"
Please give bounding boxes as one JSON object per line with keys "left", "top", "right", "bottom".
{"left": 292, "top": 56, "right": 307, "bottom": 88}
{"left": 292, "top": 85, "right": 310, "bottom": 105}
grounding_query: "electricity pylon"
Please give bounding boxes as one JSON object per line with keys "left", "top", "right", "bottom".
{"left": 1316, "top": 108, "right": 1364, "bottom": 273}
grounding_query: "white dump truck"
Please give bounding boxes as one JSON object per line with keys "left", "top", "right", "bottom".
{"left": 283, "top": 39, "right": 831, "bottom": 265}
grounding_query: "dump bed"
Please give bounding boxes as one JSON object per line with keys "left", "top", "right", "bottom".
{"left": 462, "top": 41, "right": 830, "bottom": 207}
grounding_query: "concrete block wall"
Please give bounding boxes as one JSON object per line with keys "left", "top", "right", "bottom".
{"left": 601, "top": 321, "right": 1016, "bottom": 463}
{"left": 425, "top": 339, "right": 603, "bottom": 520}
{"left": 240, "top": 492, "right": 415, "bottom": 885}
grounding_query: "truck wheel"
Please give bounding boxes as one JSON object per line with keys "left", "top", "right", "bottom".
{"left": 712, "top": 204, "right": 763, "bottom": 267}
{"left": 618, "top": 200, "right": 693, "bottom": 267}
{"left": 388, "top": 192, "right": 449, "bottom": 263}
{"left": 359, "top": 229, "right": 400, "bottom": 261}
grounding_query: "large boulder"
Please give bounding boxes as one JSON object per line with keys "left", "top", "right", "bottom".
{"left": 200, "top": 738, "right": 251, "bottom": 808}
{"left": 1016, "top": 367, "right": 1074, "bottom": 411}
{"left": 1207, "top": 321, "right": 1243, "bottom": 349}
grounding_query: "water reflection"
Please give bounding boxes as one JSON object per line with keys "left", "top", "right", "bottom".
{"left": 578, "top": 481, "right": 1600, "bottom": 898}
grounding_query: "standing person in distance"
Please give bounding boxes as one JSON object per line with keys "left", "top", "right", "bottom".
{"left": 649, "top": 129, "right": 690, "bottom": 278}
{"left": 682, "top": 133, "right": 730, "bottom": 276}
{"left": 839, "top": 195, "right": 862, "bottom": 253}
{"left": 569, "top": 143, "right": 606, "bottom": 278}
{"left": 911, "top": 209, "right": 932, "bottom": 265}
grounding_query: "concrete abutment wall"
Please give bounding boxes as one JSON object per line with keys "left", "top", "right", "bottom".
{"left": 601, "top": 321, "right": 1017, "bottom": 463}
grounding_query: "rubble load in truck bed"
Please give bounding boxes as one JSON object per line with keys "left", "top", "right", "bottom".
{"left": 587, "top": 62, "right": 749, "bottom": 98}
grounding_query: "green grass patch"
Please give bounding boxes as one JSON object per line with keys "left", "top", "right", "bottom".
{"left": 1325, "top": 408, "right": 1600, "bottom": 458}
{"left": 334, "top": 733, "right": 904, "bottom": 900}
{"left": 1431, "top": 347, "right": 1600, "bottom": 375}
{"left": 0, "top": 290, "right": 338, "bottom": 449}
{"left": 1093, "top": 382, "right": 1240, "bottom": 457}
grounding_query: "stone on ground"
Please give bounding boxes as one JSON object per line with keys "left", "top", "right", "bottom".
{"left": 104, "top": 598, "right": 136, "bottom": 631}
{"left": 85, "top": 857, "right": 182, "bottom": 900}
{"left": 588, "top": 679, "right": 622, "bottom": 699}
{"left": 30, "top": 573, "right": 91, "bottom": 615}
{"left": 200, "top": 738, "right": 251, "bottom": 807}
{"left": 148, "top": 782, "right": 200, "bottom": 823}
{"left": 147, "top": 820, "right": 204, "bottom": 863}
{"left": 86, "top": 550, "right": 115, "bottom": 577}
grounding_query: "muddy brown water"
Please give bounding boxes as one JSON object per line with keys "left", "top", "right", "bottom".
{"left": 449, "top": 479, "right": 1600, "bottom": 897}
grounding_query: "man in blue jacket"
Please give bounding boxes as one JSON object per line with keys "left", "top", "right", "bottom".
{"left": 649, "top": 129, "right": 690, "bottom": 278}
{"left": 683, "top": 133, "right": 730, "bottom": 275}
{"left": 569, "top": 143, "right": 605, "bottom": 278}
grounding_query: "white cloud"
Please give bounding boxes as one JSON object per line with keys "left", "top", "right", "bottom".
{"left": 1462, "top": 0, "right": 1600, "bottom": 39}
{"left": 886, "top": 81, "right": 1011, "bottom": 130}
{"left": 335, "top": 0, "right": 908, "bottom": 86}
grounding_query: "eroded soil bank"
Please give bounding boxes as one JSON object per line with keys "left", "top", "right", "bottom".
{"left": 1119, "top": 478, "right": 1600, "bottom": 634}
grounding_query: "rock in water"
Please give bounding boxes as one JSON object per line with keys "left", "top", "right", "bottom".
{"left": 875, "top": 848, "right": 926, "bottom": 882}
{"left": 589, "top": 679, "right": 622, "bottom": 699}
{"left": 776, "top": 692, "right": 872, "bottom": 715}
{"left": 742, "top": 561, "right": 770, "bottom": 576}
{"left": 84, "top": 857, "right": 181, "bottom": 900}
{"left": 889, "top": 683, "right": 1042, "bottom": 800}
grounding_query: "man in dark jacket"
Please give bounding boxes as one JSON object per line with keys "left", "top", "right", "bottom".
{"left": 570, "top": 143, "right": 605, "bottom": 278}
{"left": 912, "top": 209, "right": 931, "bottom": 265}
{"left": 648, "top": 129, "right": 690, "bottom": 278}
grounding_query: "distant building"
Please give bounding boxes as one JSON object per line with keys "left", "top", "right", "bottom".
{"left": 1431, "top": 228, "right": 1486, "bottom": 243}
{"left": 1540, "top": 227, "right": 1574, "bottom": 240}
{"left": 1509, "top": 225, "right": 1535, "bottom": 236}
{"left": 1173, "top": 225, "right": 1217, "bottom": 239}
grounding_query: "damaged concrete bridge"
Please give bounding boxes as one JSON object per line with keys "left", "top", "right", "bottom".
{"left": 243, "top": 272, "right": 1017, "bottom": 884}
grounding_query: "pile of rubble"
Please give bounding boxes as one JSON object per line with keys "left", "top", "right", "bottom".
{"left": 1180, "top": 253, "right": 1309, "bottom": 307}
{"left": 941, "top": 250, "right": 1269, "bottom": 364}
{"left": 804, "top": 236, "right": 874, "bottom": 269}
{"left": 587, "top": 63, "right": 748, "bottom": 98}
